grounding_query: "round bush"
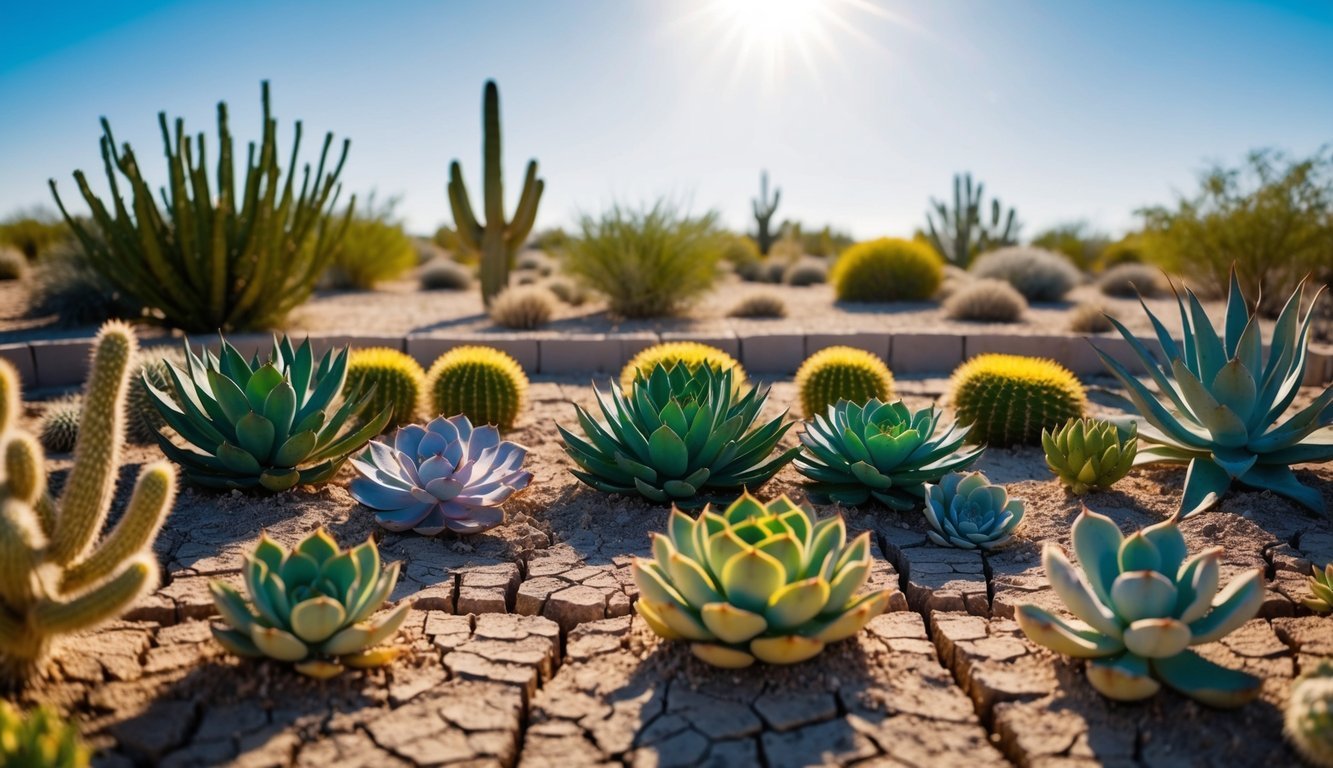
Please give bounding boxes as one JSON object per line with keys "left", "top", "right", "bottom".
{"left": 1068, "top": 302, "right": 1115, "bottom": 333}
{"left": 420, "top": 260, "right": 472, "bottom": 290}
{"left": 426, "top": 346, "right": 529, "bottom": 430}
{"left": 949, "top": 354, "right": 1086, "bottom": 446}
{"left": 783, "top": 257, "right": 828, "bottom": 286}
{"left": 516, "top": 250, "right": 555, "bottom": 275}
{"left": 346, "top": 347, "right": 427, "bottom": 428}
{"left": 490, "top": 285, "right": 557, "bottom": 329}
{"left": 544, "top": 276, "right": 588, "bottom": 306}
{"left": 38, "top": 397, "right": 81, "bottom": 453}
{"left": 943, "top": 278, "right": 1028, "bottom": 322}
{"left": 0, "top": 248, "right": 26, "bottom": 281}
{"left": 795, "top": 346, "right": 895, "bottom": 417}
{"left": 720, "top": 235, "right": 762, "bottom": 271}
{"left": 832, "top": 238, "right": 943, "bottom": 302}
{"left": 971, "top": 246, "right": 1080, "bottom": 302}
{"left": 727, "top": 292, "right": 787, "bottom": 318}
{"left": 620, "top": 341, "right": 745, "bottom": 394}
{"left": 1098, "top": 263, "right": 1166, "bottom": 298}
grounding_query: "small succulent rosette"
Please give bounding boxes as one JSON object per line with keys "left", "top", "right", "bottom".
{"left": 1305, "top": 563, "right": 1333, "bottom": 613}
{"left": 349, "top": 414, "right": 532, "bottom": 535}
{"left": 922, "top": 471, "right": 1024, "bottom": 550}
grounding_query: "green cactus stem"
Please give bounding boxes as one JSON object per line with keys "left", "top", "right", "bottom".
{"left": 752, "top": 170, "right": 781, "bottom": 255}
{"left": 925, "top": 172, "right": 1018, "bottom": 268}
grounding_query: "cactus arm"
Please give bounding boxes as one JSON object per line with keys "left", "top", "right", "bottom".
{"left": 49, "top": 324, "right": 135, "bottom": 566}
{"left": 0, "top": 500, "right": 46, "bottom": 609}
{"left": 34, "top": 558, "right": 157, "bottom": 635}
{"left": 482, "top": 80, "right": 504, "bottom": 229}
{"left": 447, "top": 162, "right": 483, "bottom": 249}
{"left": 61, "top": 463, "right": 176, "bottom": 594}
{"left": 507, "top": 162, "right": 544, "bottom": 250}
{"left": 4, "top": 434, "right": 45, "bottom": 507}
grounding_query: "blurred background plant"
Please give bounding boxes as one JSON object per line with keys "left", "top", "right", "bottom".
{"left": 925, "top": 172, "right": 1020, "bottom": 268}
{"left": 1030, "top": 221, "right": 1109, "bottom": 272}
{"left": 0, "top": 207, "right": 69, "bottom": 261}
{"left": 321, "top": 194, "right": 416, "bottom": 290}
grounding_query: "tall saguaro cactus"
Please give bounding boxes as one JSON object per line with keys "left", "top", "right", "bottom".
{"left": 0, "top": 321, "right": 177, "bottom": 684}
{"left": 752, "top": 171, "right": 781, "bottom": 255}
{"left": 925, "top": 172, "right": 1019, "bottom": 268}
{"left": 448, "top": 80, "right": 545, "bottom": 307}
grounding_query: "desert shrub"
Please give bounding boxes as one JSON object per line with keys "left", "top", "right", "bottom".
{"left": 419, "top": 260, "right": 472, "bottom": 290}
{"left": 413, "top": 237, "right": 447, "bottom": 265}
{"left": 0, "top": 209, "right": 69, "bottom": 260}
{"left": 1098, "top": 263, "right": 1166, "bottom": 298}
{"left": 720, "top": 234, "right": 762, "bottom": 274}
{"left": 971, "top": 246, "right": 1080, "bottom": 302}
{"left": 795, "top": 223, "right": 853, "bottom": 257}
{"left": 783, "top": 257, "right": 828, "bottom": 286}
{"left": 1097, "top": 234, "right": 1150, "bottom": 269}
{"left": 28, "top": 243, "right": 134, "bottom": 326}
{"left": 734, "top": 258, "right": 766, "bottom": 282}
{"left": 1068, "top": 302, "right": 1115, "bottom": 333}
{"left": 0, "top": 248, "right": 25, "bottom": 280}
{"left": 768, "top": 234, "right": 805, "bottom": 265}
{"left": 943, "top": 278, "right": 1027, "bottom": 322}
{"left": 544, "top": 276, "right": 588, "bottom": 306}
{"left": 516, "top": 250, "right": 555, "bottom": 275}
{"left": 513, "top": 270, "right": 540, "bottom": 285}
{"left": 323, "top": 197, "right": 416, "bottom": 290}
{"left": 1030, "top": 221, "right": 1109, "bottom": 272}
{"left": 529, "top": 227, "right": 569, "bottom": 253}
{"left": 832, "top": 238, "right": 942, "bottom": 302}
{"left": 727, "top": 292, "right": 787, "bottom": 318}
{"left": 564, "top": 200, "right": 723, "bottom": 318}
{"left": 935, "top": 264, "right": 970, "bottom": 300}
{"left": 489, "top": 285, "right": 557, "bottom": 329}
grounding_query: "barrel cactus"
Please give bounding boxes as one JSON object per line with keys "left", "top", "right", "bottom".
{"left": 38, "top": 397, "right": 81, "bottom": 453}
{"left": 349, "top": 414, "right": 532, "bottom": 535}
{"left": 346, "top": 347, "right": 426, "bottom": 429}
{"left": 621, "top": 341, "right": 745, "bottom": 395}
{"left": 633, "top": 492, "right": 892, "bottom": 668}
{"left": 559, "top": 363, "right": 799, "bottom": 504}
{"left": 126, "top": 346, "right": 184, "bottom": 444}
{"left": 144, "top": 335, "right": 391, "bottom": 491}
{"left": 1042, "top": 418, "right": 1138, "bottom": 495}
{"left": 1015, "top": 509, "right": 1264, "bottom": 707}
{"left": 796, "top": 399, "right": 983, "bottom": 509}
{"left": 950, "top": 354, "right": 1086, "bottom": 446}
{"left": 0, "top": 703, "right": 89, "bottom": 767}
{"left": 210, "top": 529, "right": 408, "bottom": 679}
{"left": 425, "top": 345, "right": 528, "bottom": 430}
{"left": 1095, "top": 269, "right": 1333, "bottom": 517}
{"left": 1306, "top": 563, "right": 1333, "bottom": 613}
{"left": 795, "top": 346, "right": 894, "bottom": 418}
{"left": 1287, "top": 662, "right": 1333, "bottom": 768}
{"left": 922, "top": 471, "right": 1024, "bottom": 550}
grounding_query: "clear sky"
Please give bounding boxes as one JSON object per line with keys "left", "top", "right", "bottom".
{"left": 2, "top": 0, "right": 1331, "bottom": 240}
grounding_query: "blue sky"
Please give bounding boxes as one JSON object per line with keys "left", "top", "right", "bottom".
{"left": 2, "top": 0, "right": 1331, "bottom": 240}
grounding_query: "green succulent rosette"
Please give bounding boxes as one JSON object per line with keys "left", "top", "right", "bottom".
{"left": 1042, "top": 418, "right": 1138, "bottom": 495}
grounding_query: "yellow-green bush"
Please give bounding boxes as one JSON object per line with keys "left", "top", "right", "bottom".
{"left": 949, "top": 354, "right": 1086, "bottom": 446}
{"left": 832, "top": 238, "right": 943, "bottom": 302}
{"left": 0, "top": 702, "right": 89, "bottom": 767}
{"left": 795, "top": 346, "right": 894, "bottom": 417}
{"left": 324, "top": 202, "right": 417, "bottom": 290}
{"left": 346, "top": 348, "right": 426, "bottom": 428}
{"left": 425, "top": 346, "right": 528, "bottom": 430}
{"left": 620, "top": 341, "right": 745, "bottom": 394}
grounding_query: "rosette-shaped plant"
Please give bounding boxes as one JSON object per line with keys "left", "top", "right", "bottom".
{"left": 349, "top": 414, "right": 532, "bottom": 535}
{"left": 1286, "top": 662, "right": 1333, "bottom": 768}
{"left": 620, "top": 341, "right": 746, "bottom": 395}
{"left": 1096, "top": 269, "right": 1332, "bottom": 517}
{"left": 1306, "top": 563, "right": 1333, "bottom": 613}
{"left": 0, "top": 702, "right": 89, "bottom": 767}
{"left": 795, "top": 399, "right": 983, "bottom": 509}
{"left": 559, "top": 363, "right": 799, "bottom": 503}
{"left": 145, "top": 335, "right": 391, "bottom": 491}
{"left": 922, "top": 471, "right": 1024, "bottom": 550}
{"left": 1042, "top": 418, "right": 1138, "bottom": 495}
{"left": 210, "top": 529, "right": 408, "bottom": 679}
{"left": 633, "top": 493, "right": 891, "bottom": 668}
{"left": 1015, "top": 509, "right": 1265, "bottom": 707}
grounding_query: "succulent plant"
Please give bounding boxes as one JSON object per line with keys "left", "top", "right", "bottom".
{"left": 925, "top": 172, "right": 1019, "bottom": 268}
{"left": 1042, "top": 418, "right": 1138, "bottom": 495}
{"left": 950, "top": 354, "right": 1086, "bottom": 446}
{"left": 425, "top": 345, "right": 528, "bottom": 430}
{"left": 796, "top": 399, "right": 983, "bottom": 509}
{"left": 633, "top": 492, "right": 891, "bottom": 668}
{"left": 144, "top": 336, "right": 391, "bottom": 492}
{"left": 210, "top": 529, "right": 408, "bottom": 679}
{"left": 0, "top": 702, "right": 90, "bottom": 767}
{"left": 1015, "top": 509, "right": 1264, "bottom": 707}
{"left": 1095, "top": 269, "right": 1333, "bottom": 517}
{"left": 795, "top": 346, "right": 895, "bottom": 418}
{"left": 559, "top": 363, "right": 799, "bottom": 504}
{"left": 349, "top": 414, "right": 531, "bottom": 535}
{"left": 0, "top": 322, "right": 177, "bottom": 683}
{"left": 1305, "top": 563, "right": 1333, "bottom": 613}
{"left": 922, "top": 471, "right": 1024, "bottom": 550}
{"left": 345, "top": 347, "right": 425, "bottom": 429}
{"left": 1286, "top": 662, "right": 1333, "bottom": 768}
{"left": 38, "top": 397, "right": 81, "bottom": 453}
{"left": 621, "top": 342, "right": 746, "bottom": 396}
{"left": 752, "top": 171, "right": 781, "bottom": 255}
{"left": 832, "top": 238, "right": 942, "bottom": 302}
{"left": 126, "top": 346, "right": 184, "bottom": 444}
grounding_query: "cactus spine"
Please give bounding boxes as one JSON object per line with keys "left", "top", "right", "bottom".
{"left": 448, "top": 80, "right": 544, "bottom": 307}
{"left": 752, "top": 170, "right": 781, "bottom": 255}
{"left": 925, "top": 172, "right": 1018, "bottom": 268}
{"left": 0, "top": 321, "right": 177, "bottom": 684}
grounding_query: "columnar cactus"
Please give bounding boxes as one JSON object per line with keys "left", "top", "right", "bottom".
{"left": 0, "top": 322, "right": 177, "bottom": 683}
{"left": 1042, "top": 418, "right": 1138, "bottom": 495}
{"left": 752, "top": 170, "right": 781, "bottom": 255}
{"left": 448, "top": 80, "right": 545, "bottom": 307}
{"left": 1286, "top": 662, "right": 1333, "bottom": 768}
{"left": 924, "top": 172, "right": 1018, "bottom": 268}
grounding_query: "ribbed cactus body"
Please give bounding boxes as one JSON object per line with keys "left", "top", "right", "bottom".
{"left": 752, "top": 171, "right": 781, "bottom": 255}
{"left": 425, "top": 346, "right": 528, "bottom": 430}
{"left": 795, "top": 346, "right": 894, "bottom": 417}
{"left": 126, "top": 347, "right": 183, "bottom": 444}
{"left": 346, "top": 348, "right": 426, "bottom": 429}
{"left": 38, "top": 397, "right": 81, "bottom": 453}
{"left": 1287, "top": 663, "right": 1333, "bottom": 768}
{"left": 0, "top": 322, "right": 177, "bottom": 684}
{"left": 620, "top": 342, "right": 746, "bottom": 395}
{"left": 950, "top": 354, "right": 1086, "bottom": 447}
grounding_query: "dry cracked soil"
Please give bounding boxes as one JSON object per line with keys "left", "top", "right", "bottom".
{"left": 6, "top": 375, "right": 1333, "bottom": 767}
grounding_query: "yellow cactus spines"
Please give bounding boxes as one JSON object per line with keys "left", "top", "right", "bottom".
{"left": 950, "top": 354, "right": 1087, "bottom": 446}
{"left": 620, "top": 342, "right": 746, "bottom": 395}
{"left": 1286, "top": 662, "right": 1333, "bottom": 768}
{"left": 346, "top": 347, "right": 426, "bottom": 429}
{"left": 0, "top": 702, "right": 90, "bottom": 767}
{"left": 425, "top": 345, "right": 529, "bottom": 431}
{"left": 0, "top": 321, "right": 177, "bottom": 684}
{"left": 795, "top": 346, "right": 894, "bottom": 417}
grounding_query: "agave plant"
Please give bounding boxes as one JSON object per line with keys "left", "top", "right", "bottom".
{"left": 1095, "top": 269, "right": 1331, "bottom": 517}
{"left": 558, "top": 363, "right": 800, "bottom": 504}
{"left": 1042, "top": 418, "right": 1138, "bottom": 495}
{"left": 922, "top": 471, "right": 1024, "bottom": 550}
{"left": 1015, "top": 509, "right": 1264, "bottom": 707}
{"left": 145, "top": 336, "right": 391, "bottom": 491}
{"left": 210, "top": 529, "right": 408, "bottom": 679}
{"left": 1305, "top": 563, "right": 1333, "bottom": 613}
{"left": 349, "top": 414, "right": 532, "bottom": 536}
{"left": 633, "top": 493, "right": 891, "bottom": 668}
{"left": 795, "top": 399, "right": 983, "bottom": 509}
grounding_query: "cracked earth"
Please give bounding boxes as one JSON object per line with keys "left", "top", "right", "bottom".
{"left": 9, "top": 376, "right": 1333, "bottom": 767}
